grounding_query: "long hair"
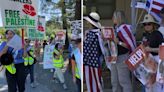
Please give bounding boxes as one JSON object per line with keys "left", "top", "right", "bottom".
{"left": 113, "top": 10, "right": 127, "bottom": 26}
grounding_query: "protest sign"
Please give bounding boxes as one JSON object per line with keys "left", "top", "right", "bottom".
{"left": 159, "top": 43, "right": 164, "bottom": 60}
{"left": 70, "top": 20, "right": 81, "bottom": 39}
{"left": 37, "top": 15, "right": 45, "bottom": 33}
{"left": 126, "top": 44, "right": 158, "bottom": 85}
{"left": 43, "top": 45, "right": 55, "bottom": 69}
{"left": 156, "top": 43, "right": 164, "bottom": 83}
{"left": 102, "top": 27, "right": 115, "bottom": 40}
{"left": 125, "top": 45, "right": 146, "bottom": 71}
{"left": 27, "top": 28, "right": 45, "bottom": 40}
{"left": 107, "top": 41, "right": 117, "bottom": 63}
{"left": 0, "top": 0, "right": 38, "bottom": 29}
{"left": 7, "top": 34, "right": 22, "bottom": 50}
{"left": 55, "top": 30, "right": 66, "bottom": 45}
{"left": 131, "top": 0, "right": 146, "bottom": 9}
{"left": 156, "top": 60, "right": 164, "bottom": 84}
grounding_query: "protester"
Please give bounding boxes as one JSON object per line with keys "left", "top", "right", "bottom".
{"left": 71, "top": 38, "right": 81, "bottom": 92}
{"left": 159, "top": 7, "right": 164, "bottom": 38}
{"left": 52, "top": 43, "right": 67, "bottom": 89}
{"left": 42, "top": 40, "right": 48, "bottom": 50}
{"left": 111, "top": 10, "right": 136, "bottom": 92}
{"left": 24, "top": 39, "right": 36, "bottom": 88}
{"left": 0, "top": 30, "right": 27, "bottom": 92}
{"left": 141, "top": 14, "right": 164, "bottom": 92}
{"left": 83, "top": 12, "right": 105, "bottom": 92}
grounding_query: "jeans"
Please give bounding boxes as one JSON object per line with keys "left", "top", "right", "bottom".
{"left": 26, "top": 64, "right": 34, "bottom": 83}
{"left": 76, "top": 78, "right": 81, "bottom": 92}
{"left": 6, "top": 63, "right": 27, "bottom": 92}
{"left": 111, "top": 53, "right": 133, "bottom": 92}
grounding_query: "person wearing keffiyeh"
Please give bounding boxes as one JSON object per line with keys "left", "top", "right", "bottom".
{"left": 110, "top": 10, "right": 136, "bottom": 92}
{"left": 83, "top": 12, "right": 105, "bottom": 92}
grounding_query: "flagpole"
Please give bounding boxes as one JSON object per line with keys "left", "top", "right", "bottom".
{"left": 131, "top": 0, "right": 136, "bottom": 92}
{"left": 131, "top": 0, "right": 136, "bottom": 34}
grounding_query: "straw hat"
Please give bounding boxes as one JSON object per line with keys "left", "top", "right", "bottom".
{"left": 140, "top": 14, "right": 159, "bottom": 25}
{"left": 84, "top": 12, "right": 102, "bottom": 28}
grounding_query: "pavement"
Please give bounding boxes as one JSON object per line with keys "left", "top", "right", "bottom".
{"left": 0, "top": 51, "right": 78, "bottom": 92}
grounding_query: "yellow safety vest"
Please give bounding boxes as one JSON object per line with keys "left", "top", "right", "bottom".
{"left": 24, "top": 50, "right": 34, "bottom": 66}
{"left": 5, "top": 63, "right": 16, "bottom": 74}
{"left": 53, "top": 55, "right": 64, "bottom": 68}
{"left": 75, "top": 65, "right": 80, "bottom": 79}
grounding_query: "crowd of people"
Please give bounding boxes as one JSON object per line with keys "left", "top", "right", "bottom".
{"left": 0, "top": 28, "right": 82, "bottom": 92}
{"left": 83, "top": 8, "right": 164, "bottom": 92}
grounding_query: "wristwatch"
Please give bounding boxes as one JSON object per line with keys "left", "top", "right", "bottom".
{"left": 118, "top": 41, "right": 122, "bottom": 45}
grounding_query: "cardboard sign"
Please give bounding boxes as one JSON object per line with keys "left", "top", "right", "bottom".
{"left": 125, "top": 45, "right": 146, "bottom": 71}
{"left": 55, "top": 30, "right": 66, "bottom": 45}
{"left": 0, "top": 0, "right": 38, "bottom": 28}
{"left": 43, "top": 45, "right": 55, "bottom": 69}
{"left": 102, "top": 27, "right": 115, "bottom": 40}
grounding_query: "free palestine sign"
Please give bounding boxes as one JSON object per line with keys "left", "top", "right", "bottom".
{"left": 0, "top": 0, "right": 38, "bottom": 29}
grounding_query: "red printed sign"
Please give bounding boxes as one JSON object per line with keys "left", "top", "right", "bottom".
{"left": 159, "top": 44, "right": 164, "bottom": 60}
{"left": 125, "top": 45, "right": 146, "bottom": 71}
{"left": 102, "top": 27, "right": 115, "bottom": 40}
{"left": 22, "top": 4, "right": 36, "bottom": 16}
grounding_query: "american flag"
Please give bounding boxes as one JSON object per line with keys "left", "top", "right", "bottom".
{"left": 146, "top": 0, "right": 164, "bottom": 22}
{"left": 83, "top": 29, "right": 103, "bottom": 92}
{"left": 117, "top": 24, "right": 136, "bottom": 53}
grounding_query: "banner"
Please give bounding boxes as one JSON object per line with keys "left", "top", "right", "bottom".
{"left": 70, "top": 20, "right": 81, "bottom": 39}
{"left": 0, "top": 0, "right": 38, "bottom": 29}
{"left": 55, "top": 30, "right": 66, "bottom": 45}
{"left": 43, "top": 45, "right": 55, "bottom": 69}
{"left": 102, "top": 27, "right": 115, "bottom": 40}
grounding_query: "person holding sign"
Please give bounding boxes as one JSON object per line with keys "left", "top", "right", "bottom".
{"left": 24, "top": 39, "right": 36, "bottom": 88}
{"left": 141, "top": 14, "right": 163, "bottom": 92}
{"left": 0, "top": 30, "right": 27, "bottom": 92}
{"left": 52, "top": 43, "right": 67, "bottom": 89}
{"left": 71, "top": 38, "right": 81, "bottom": 92}
{"left": 111, "top": 10, "right": 136, "bottom": 92}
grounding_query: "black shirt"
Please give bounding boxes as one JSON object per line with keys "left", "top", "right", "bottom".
{"left": 117, "top": 36, "right": 129, "bottom": 55}
{"left": 143, "top": 31, "right": 163, "bottom": 55}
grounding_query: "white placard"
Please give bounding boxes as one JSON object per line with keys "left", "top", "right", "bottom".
{"left": 43, "top": 45, "right": 55, "bottom": 69}
{"left": 7, "top": 34, "right": 22, "bottom": 50}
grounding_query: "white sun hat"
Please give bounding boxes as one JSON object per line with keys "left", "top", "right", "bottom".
{"left": 140, "top": 14, "right": 159, "bottom": 25}
{"left": 84, "top": 12, "right": 102, "bottom": 29}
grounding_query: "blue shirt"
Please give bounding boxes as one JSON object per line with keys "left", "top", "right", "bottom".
{"left": 0, "top": 41, "right": 24, "bottom": 64}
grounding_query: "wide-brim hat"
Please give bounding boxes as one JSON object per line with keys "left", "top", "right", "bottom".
{"left": 84, "top": 12, "right": 102, "bottom": 29}
{"left": 140, "top": 14, "right": 159, "bottom": 26}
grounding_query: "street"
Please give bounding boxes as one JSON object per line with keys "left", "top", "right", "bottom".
{"left": 0, "top": 52, "right": 78, "bottom": 92}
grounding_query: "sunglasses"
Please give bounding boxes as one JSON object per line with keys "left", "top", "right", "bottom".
{"left": 143, "top": 23, "right": 152, "bottom": 26}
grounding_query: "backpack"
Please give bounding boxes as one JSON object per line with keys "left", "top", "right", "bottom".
{"left": 0, "top": 48, "right": 14, "bottom": 65}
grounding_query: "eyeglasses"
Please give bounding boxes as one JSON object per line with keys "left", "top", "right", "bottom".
{"left": 143, "top": 23, "right": 152, "bottom": 26}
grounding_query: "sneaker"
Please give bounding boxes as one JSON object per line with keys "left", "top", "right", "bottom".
{"left": 63, "top": 84, "right": 67, "bottom": 90}
{"left": 52, "top": 78, "right": 59, "bottom": 83}
{"left": 30, "top": 83, "right": 36, "bottom": 88}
